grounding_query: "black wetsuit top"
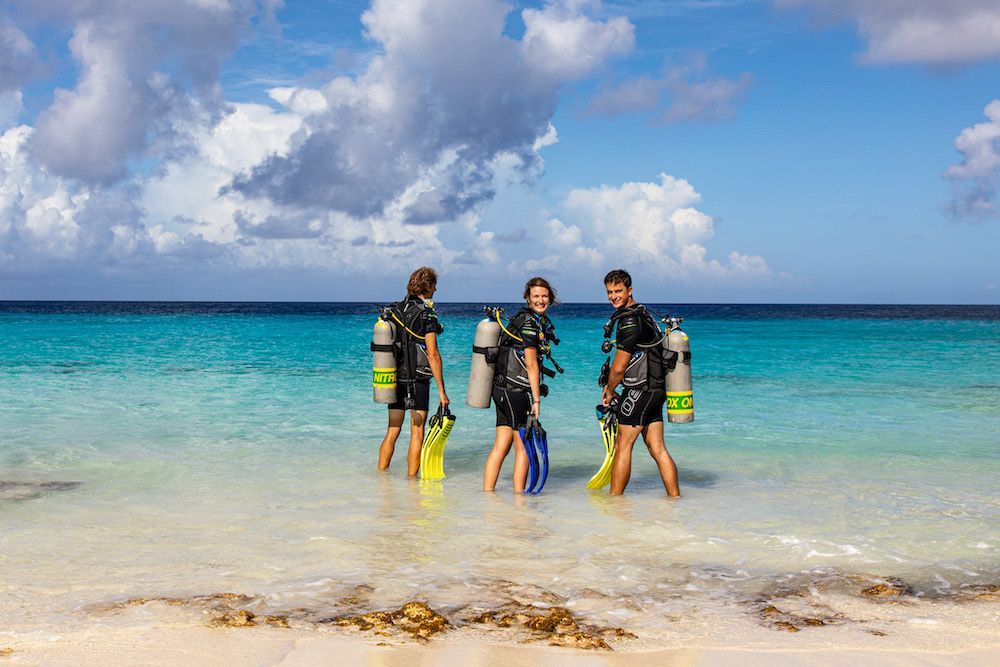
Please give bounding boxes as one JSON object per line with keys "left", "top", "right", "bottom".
{"left": 612, "top": 304, "right": 665, "bottom": 392}
{"left": 494, "top": 308, "right": 552, "bottom": 391}
{"left": 394, "top": 295, "right": 441, "bottom": 382}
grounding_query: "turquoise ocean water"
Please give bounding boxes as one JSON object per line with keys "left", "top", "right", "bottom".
{"left": 1, "top": 302, "right": 998, "bottom": 642}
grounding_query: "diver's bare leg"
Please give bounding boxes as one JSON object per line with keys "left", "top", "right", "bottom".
{"left": 406, "top": 410, "right": 428, "bottom": 477}
{"left": 484, "top": 427, "right": 515, "bottom": 491}
{"left": 642, "top": 421, "right": 680, "bottom": 497}
{"left": 609, "top": 424, "right": 643, "bottom": 495}
{"left": 378, "top": 409, "right": 405, "bottom": 470}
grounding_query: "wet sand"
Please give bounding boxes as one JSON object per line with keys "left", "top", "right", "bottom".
{"left": 3, "top": 625, "right": 997, "bottom": 666}
{"left": 3, "top": 587, "right": 998, "bottom": 666}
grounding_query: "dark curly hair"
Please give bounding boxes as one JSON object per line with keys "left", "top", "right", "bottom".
{"left": 603, "top": 269, "right": 632, "bottom": 288}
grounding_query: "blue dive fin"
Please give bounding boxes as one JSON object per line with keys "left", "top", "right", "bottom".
{"left": 520, "top": 416, "right": 540, "bottom": 492}
{"left": 531, "top": 419, "right": 548, "bottom": 494}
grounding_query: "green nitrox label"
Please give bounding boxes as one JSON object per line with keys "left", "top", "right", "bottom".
{"left": 666, "top": 391, "right": 693, "bottom": 413}
{"left": 373, "top": 368, "right": 397, "bottom": 388}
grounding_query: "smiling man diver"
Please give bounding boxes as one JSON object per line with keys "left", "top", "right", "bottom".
{"left": 599, "top": 269, "right": 680, "bottom": 497}
{"left": 377, "top": 267, "right": 449, "bottom": 477}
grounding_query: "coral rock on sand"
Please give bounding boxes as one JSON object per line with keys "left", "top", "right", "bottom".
{"left": 209, "top": 610, "right": 256, "bottom": 628}
{"left": 752, "top": 602, "right": 829, "bottom": 632}
{"left": 861, "top": 579, "right": 910, "bottom": 598}
{"left": 957, "top": 584, "right": 999, "bottom": 602}
{"left": 468, "top": 605, "right": 635, "bottom": 650}
{"left": 207, "top": 609, "right": 291, "bottom": 629}
{"left": 332, "top": 602, "right": 450, "bottom": 640}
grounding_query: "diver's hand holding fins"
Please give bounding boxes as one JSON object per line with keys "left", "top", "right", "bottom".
{"left": 520, "top": 415, "right": 549, "bottom": 494}
{"left": 419, "top": 404, "right": 455, "bottom": 481}
{"left": 587, "top": 401, "right": 618, "bottom": 490}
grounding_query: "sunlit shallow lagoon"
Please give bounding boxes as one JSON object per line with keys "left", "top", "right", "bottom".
{"left": 1, "top": 302, "right": 998, "bottom": 646}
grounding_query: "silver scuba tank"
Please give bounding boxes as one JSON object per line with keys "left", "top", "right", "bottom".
{"left": 663, "top": 317, "right": 693, "bottom": 423}
{"left": 372, "top": 318, "right": 397, "bottom": 404}
{"left": 466, "top": 314, "right": 501, "bottom": 408}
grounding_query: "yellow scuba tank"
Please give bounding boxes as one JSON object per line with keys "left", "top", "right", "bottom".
{"left": 466, "top": 309, "right": 502, "bottom": 408}
{"left": 663, "top": 316, "right": 693, "bottom": 423}
{"left": 371, "top": 317, "right": 397, "bottom": 404}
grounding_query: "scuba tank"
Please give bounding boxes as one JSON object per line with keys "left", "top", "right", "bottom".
{"left": 466, "top": 309, "right": 502, "bottom": 408}
{"left": 370, "top": 316, "right": 397, "bottom": 404}
{"left": 662, "top": 315, "right": 694, "bottom": 423}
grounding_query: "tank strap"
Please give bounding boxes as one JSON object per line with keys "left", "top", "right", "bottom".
{"left": 473, "top": 345, "right": 499, "bottom": 363}
{"left": 664, "top": 349, "right": 691, "bottom": 370}
{"left": 370, "top": 342, "right": 394, "bottom": 353}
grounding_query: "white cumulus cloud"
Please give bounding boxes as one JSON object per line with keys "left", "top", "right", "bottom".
{"left": 944, "top": 100, "right": 1000, "bottom": 221}
{"left": 0, "top": 124, "right": 154, "bottom": 268}
{"left": 22, "top": 0, "right": 262, "bottom": 184}
{"left": 777, "top": 0, "right": 1000, "bottom": 65}
{"left": 521, "top": 0, "right": 634, "bottom": 81}
{"left": 562, "top": 173, "right": 770, "bottom": 280}
{"left": 230, "top": 0, "right": 635, "bottom": 226}
{"left": 0, "top": 1, "right": 776, "bottom": 296}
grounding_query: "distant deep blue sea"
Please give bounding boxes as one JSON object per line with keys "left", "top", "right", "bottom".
{"left": 1, "top": 301, "right": 997, "bottom": 641}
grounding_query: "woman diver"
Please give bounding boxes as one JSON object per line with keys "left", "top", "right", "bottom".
{"left": 483, "top": 277, "right": 558, "bottom": 492}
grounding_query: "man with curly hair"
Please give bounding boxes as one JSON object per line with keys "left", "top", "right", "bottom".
{"left": 377, "top": 267, "right": 450, "bottom": 476}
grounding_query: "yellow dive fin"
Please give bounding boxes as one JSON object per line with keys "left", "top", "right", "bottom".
{"left": 586, "top": 406, "right": 617, "bottom": 490}
{"left": 420, "top": 405, "right": 455, "bottom": 481}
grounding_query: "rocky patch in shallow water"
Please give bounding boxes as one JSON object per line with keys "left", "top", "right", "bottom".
{"left": 91, "top": 590, "right": 637, "bottom": 650}
{"left": 859, "top": 577, "right": 912, "bottom": 599}
{"left": 467, "top": 604, "right": 635, "bottom": 650}
{"left": 750, "top": 602, "right": 834, "bottom": 633}
{"left": 328, "top": 602, "right": 449, "bottom": 640}
{"left": 956, "top": 584, "right": 1000, "bottom": 602}
{"left": 208, "top": 609, "right": 290, "bottom": 629}
{"left": 0, "top": 480, "right": 81, "bottom": 503}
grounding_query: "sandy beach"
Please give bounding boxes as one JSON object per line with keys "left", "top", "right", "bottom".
{"left": 3, "top": 624, "right": 998, "bottom": 666}
{"left": 3, "top": 584, "right": 998, "bottom": 666}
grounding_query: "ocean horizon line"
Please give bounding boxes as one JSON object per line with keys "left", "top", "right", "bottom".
{"left": 1, "top": 299, "right": 998, "bottom": 307}
{"left": 2, "top": 301, "right": 999, "bottom": 320}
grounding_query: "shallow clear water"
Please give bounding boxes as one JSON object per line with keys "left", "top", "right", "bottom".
{"left": 1, "top": 302, "right": 998, "bottom": 641}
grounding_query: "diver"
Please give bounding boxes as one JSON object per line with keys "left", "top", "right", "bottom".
{"left": 483, "top": 277, "right": 558, "bottom": 493}
{"left": 599, "top": 269, "right": 680, "bottom": 497}
{"left": 377, "top": 267, "right": 449, "bottom": 477}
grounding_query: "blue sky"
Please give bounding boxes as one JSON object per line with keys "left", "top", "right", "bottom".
{"left": 1, "top": 0, "right": 998, "bottom": 303}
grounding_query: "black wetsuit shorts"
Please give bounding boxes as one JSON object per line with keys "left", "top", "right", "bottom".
{"left": 616, "top": 389, "right": 664, "bottom": 427}
{"left": 493, "top": 386, "right": 531, "bottom": 429}
{"left": 388, "top": 379, "right": 430, "bottom": 412}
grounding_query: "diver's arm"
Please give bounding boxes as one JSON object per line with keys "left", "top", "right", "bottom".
{"left": 524, "top": 346, "right": 541, "bottom": 417}
{"left": 602, "top": 349, "right": 631, "bottom": 406}
{"left": 424, "top": 331, "right": 449, "bottom": 406}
